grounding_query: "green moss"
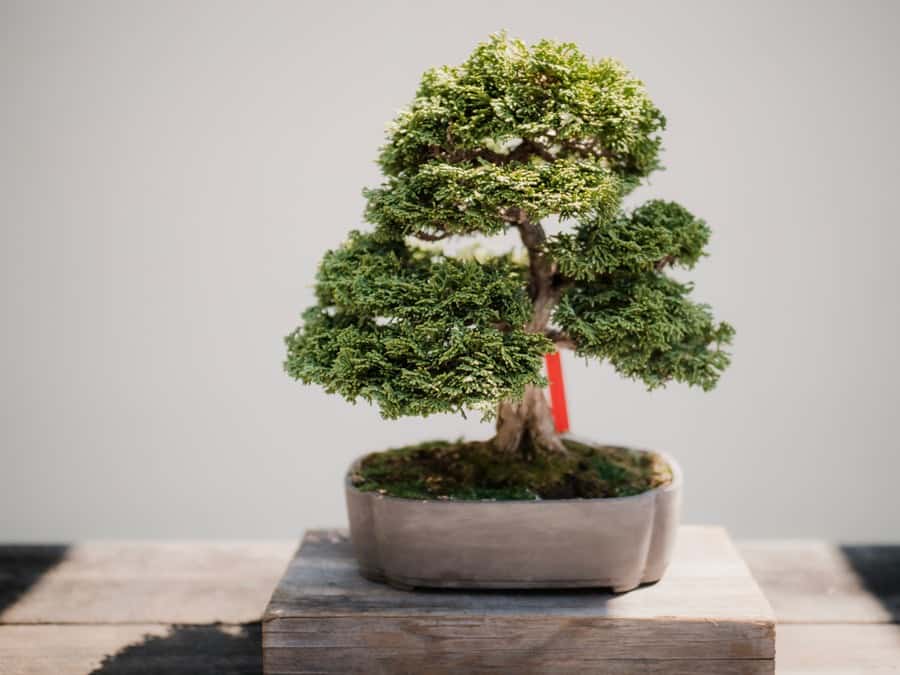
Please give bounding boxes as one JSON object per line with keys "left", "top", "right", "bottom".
{"left": 351, "top": 439, "right": 672, "bottom": 500}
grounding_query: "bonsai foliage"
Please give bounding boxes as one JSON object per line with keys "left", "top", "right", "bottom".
{"left": 285, "top": 34, "right": 733, "bottom": 456}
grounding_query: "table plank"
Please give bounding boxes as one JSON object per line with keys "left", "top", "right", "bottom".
{"left": 3, "top": 624, "right": 897, "bottom": 675}
{"left": 776, "top": 624, "right": 900, "bottom": 674}
{"left": 0, "top": 624, "right": 261, "bottom": 675}
{"left": 739, "top": 541, "right": 900, "bottom": 624}
{"left": 0, "top": 537, "right": 897, "bottom": 673}
{"left": 0, "top": 542, "right": 297, "bottom": 625}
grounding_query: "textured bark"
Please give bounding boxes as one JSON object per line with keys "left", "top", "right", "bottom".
{"left": 493, "top": 209, "right": 567, "bottom": 457}
{"left": 495, "top": 384, "right": 566, "bottom": 456}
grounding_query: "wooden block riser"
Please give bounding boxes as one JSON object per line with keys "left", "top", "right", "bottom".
{"left": 263, "top": 526, "right": 776, "bottom": 674}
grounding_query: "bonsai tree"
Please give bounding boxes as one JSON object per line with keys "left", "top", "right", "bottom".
{"left": 285, "top": 34, "right": 733, "bottom": 460}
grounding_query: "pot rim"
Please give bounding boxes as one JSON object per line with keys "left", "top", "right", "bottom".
{"left": 344, "top": 433, "right": 682, "bottom": 505}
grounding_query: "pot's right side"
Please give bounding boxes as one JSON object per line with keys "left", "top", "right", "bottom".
{"left": 642, "top": 452, "right": 683, "bottom": 584}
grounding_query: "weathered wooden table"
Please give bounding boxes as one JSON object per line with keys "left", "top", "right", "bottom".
{"left": 0, "top": 536, "right": 897, "bottom": 674}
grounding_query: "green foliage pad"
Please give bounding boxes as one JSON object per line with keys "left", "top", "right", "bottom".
{"left": 285, "top": 33, "right": 734, "bottom": 422}
{"left": 285, "top": 232, "right": 550, "bottom": 418}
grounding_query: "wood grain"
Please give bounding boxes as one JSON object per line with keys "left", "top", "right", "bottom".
{"left": 265, "top": 651, "right": 775, "bottom": 675}
{"left": 5, "top": 623, "right": 897, "bottom": 675}
{"left": 0, "top": 537, "right": 897, "bottom": 673}
{"left": 0, "top": 541, "right": 297, "bottom": 625}
{"left": 0, "top": 624, "right": 261, "bottom": 675}
{"left": 262, "top": 526, "right": 775, "bottom": 674}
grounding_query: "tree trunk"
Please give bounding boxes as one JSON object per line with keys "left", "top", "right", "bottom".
{"left": 494, "top": 383, "right": 567, "bottom": 456}
{"left": 492, "top": 209, "right": 568, "bottom": 458}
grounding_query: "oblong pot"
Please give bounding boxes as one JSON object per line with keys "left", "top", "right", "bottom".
{"left": 344, "top": 437, "right": 682, "bottom": 592}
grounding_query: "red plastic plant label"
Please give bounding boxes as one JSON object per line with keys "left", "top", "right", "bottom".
{"left": 544, "top": 352, "right": 570, "bottom": 433}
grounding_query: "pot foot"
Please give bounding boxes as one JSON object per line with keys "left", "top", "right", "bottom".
{"left": 612, "top": 581, "right": 641, "bottom": 593}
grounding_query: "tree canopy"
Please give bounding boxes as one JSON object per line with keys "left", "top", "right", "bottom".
{"left": 285, "top": 33, "right": 733, "bottom": 421}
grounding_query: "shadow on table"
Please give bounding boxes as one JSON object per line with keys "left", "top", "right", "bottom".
{"left": 0, "top": 545, "right": 69, "bottom": 615}
{"left": 89, "top": 623, "right": 262, "bottom": 675}
{"left": 840, "top": 544, "right": 900, "bottom": 621}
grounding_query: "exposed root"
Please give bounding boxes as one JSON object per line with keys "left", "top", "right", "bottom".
{"left": 495, "top": 385, "right": 569, "bottom": 459}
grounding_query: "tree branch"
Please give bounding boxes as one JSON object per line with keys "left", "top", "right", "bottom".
{"left": 429, "top": 137, "right": 597, "bottom": 167}
{"left": 512, "top": 214, "right": 562, "bottom": 334}
{"left": 654, "top": 254, "right": 675, "bottom": 271}
{"left": 507, "top": 139, "right": 556, "bottom": 163}
{"left": 413, "top": 229, "right": 451, "bottom": 242}
{"left": 545, "top": 329, "right": 577, "bottom": 350}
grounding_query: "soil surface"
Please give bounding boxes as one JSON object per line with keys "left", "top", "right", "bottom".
{"left": 351, "top": 439, "right": 672, "bottom": 500}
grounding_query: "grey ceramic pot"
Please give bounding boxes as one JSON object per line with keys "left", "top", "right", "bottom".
{"left": 345, "top": 438, "right": 682, "bottom": 592}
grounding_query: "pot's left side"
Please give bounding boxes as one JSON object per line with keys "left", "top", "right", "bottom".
{"left": 345, "top": 475, "right": 382, "bottom": 581}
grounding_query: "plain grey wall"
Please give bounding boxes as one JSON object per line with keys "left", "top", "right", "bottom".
{"left": 2, "top": 0, "right": 898, "bottom": 541}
